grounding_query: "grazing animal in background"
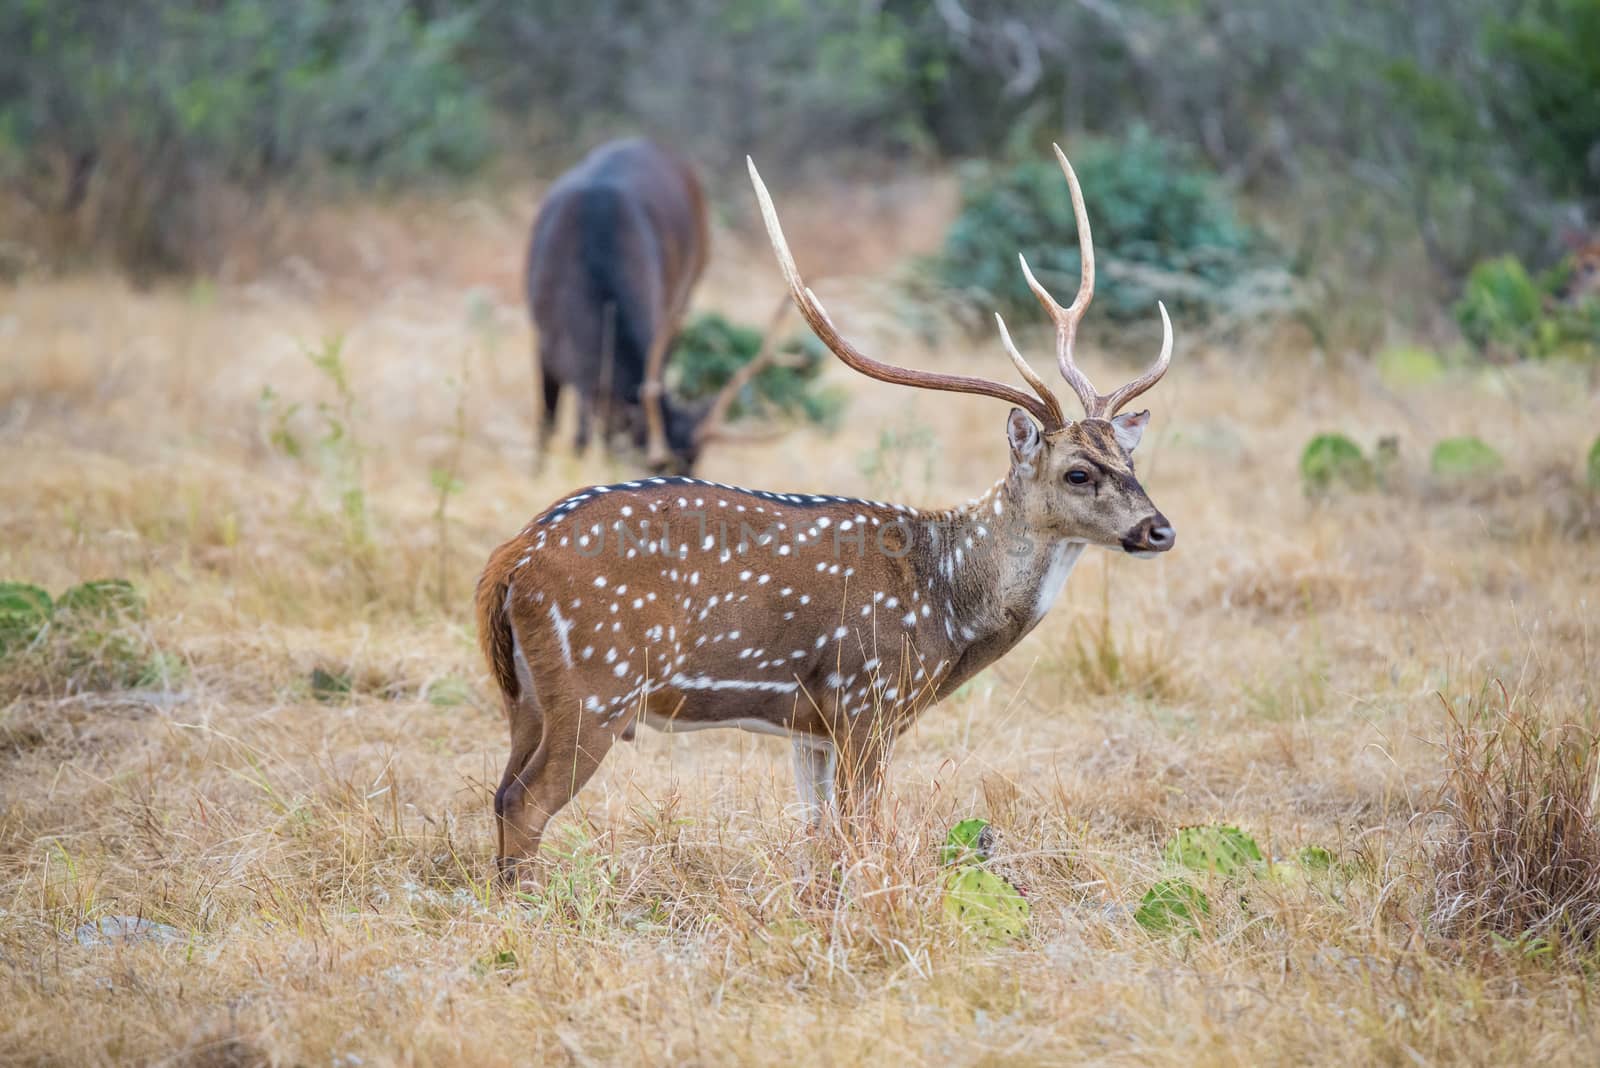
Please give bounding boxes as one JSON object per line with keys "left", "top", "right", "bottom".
{"left": 525, "top": 138, "right": 711, "bottom": 472}
{"left": 479, "top": 145, "right": 1177, "bottom": 881}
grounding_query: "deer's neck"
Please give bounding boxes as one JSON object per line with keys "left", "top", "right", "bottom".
{"left": 912, "top": 476, "right": 1084, "bottom": 693}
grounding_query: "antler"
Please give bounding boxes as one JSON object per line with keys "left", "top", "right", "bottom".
{"left": 693, "top": 294, "right": 804, "bottom": 445}
{"left": 748, "top": 158, "right": 1066, "bottom": 430}
{"left": 1016, "top": 143, "right": 1173, "bottom": 419}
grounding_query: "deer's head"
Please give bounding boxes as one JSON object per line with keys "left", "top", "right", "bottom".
{"left": 749, "top": 143, "right": 1175, "bottom": 557}
{"left": 1005, "top": 409, "right": 1172, "bottom": 555}
{"left": 643, "top": 296, "right": 800, "bottom": 477}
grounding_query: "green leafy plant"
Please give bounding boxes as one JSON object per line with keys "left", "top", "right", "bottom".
{"left": 261, "top": 336, "right": 374, "bottom": 554}
{"left": 670, "top": 312, "right": 844, "bottom": 430}
{"left": 928, "top": 127, "right": 1273, "bottom": 329}
{"left": 1431, "top": 436, "right": 1503, "bottom": 479}
{"left": 1300, "top": 433, "right": 1374, "bottom": 495}
{"left": 1586, "top": 436, "right": 1600, "bottom": 491}
{"left": 1135, "top": 880, "right": 1210, "bottom": 935}
{"left": 1453, "top": 255, "right": 1600, "bottom": 360}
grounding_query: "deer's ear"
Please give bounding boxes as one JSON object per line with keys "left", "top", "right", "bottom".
{"left": 1111, "top": 410, "right": 1150, "bottom": 453}
{"left": 1006, "top": 408, "right": 1042, "bottom": 466}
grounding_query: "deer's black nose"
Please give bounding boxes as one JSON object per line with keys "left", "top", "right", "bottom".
{"left": 1122, "top": 514, "right": 1175, "bottom": 554}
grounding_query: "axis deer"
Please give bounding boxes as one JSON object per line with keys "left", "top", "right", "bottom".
{"left": 526, "top": 138, "right": 714, "bottom": 473}
{"left": 479, "top": 145, "right": 1175, "bottom": 880}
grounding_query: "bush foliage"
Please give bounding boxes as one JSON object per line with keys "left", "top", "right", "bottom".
{"left": 0, "top": 0, "right": 489, "bottom": 270}
{"left": 670, "top": 312, "right": 845, "bottom": 430}
{"left": 928, "top": 129, "right": 1269, "bottom": 329}
{"left": 1453, "top": 254, "right": 1600, "bottom": 360}
{"left": 1, "top": 0, "right": 1595, "bottom": 288}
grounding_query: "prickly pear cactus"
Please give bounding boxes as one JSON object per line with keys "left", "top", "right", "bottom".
{"left": 0, "top": 582, "right": 53, "bottom": 654}
{"left": 1134, "top": 879, "right": 1210, "bottom": 934}
{"left": 943, "top": 866, "right": 1030, "bottom": 941}
{"left": 940, "top": 817, "right": 996, "bottom": 865}
{"left": 55, "top": 579, "right": 143, "bottom": 621}
{"left": 1430, "top": 436, "right": 1502, "bottom": 479}
{"left": 1164, "top": 825, "right": 1264, "bottom": 876}
{"left": 941, "top": 818, "right": 1029, "bottom": 942}
{"left": 1300, "top": 434, "right": 1373, "bottom": 495}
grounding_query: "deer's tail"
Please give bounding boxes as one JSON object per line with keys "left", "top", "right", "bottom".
{"left": 475, "top": 554, "right": 521, "bottom": 711}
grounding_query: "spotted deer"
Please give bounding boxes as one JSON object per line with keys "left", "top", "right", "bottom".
{"left": 478, "top": 145, "right": 1176, "bottom": 880}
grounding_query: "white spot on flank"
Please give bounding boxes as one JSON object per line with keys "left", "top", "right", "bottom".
{"left": 547, "top": 602, "right": 575, "bottom": 667}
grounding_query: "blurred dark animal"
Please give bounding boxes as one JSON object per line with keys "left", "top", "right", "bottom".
{"left": 525, "top": 138, "right": 711, "bottom": 473}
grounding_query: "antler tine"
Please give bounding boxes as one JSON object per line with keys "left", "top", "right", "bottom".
{"left": 694, "top": 294, "right": 801, "bottom": 445}
{"left": 1098, "top": 300, "right": 1173, "bottom": 417}
{"left": 1017, "top": 144, "right": 1174, "bottom": 420}
{"left": 748, "top": 157, "right": 1065, "bottom": 430}
{"left": 992, "top": 312, "right": 1065, "bottom": 428}
{"left": 1017, "top": 142, "right": 1101, "bottom": 416}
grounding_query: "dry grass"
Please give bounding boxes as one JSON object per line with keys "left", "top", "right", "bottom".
{"left": 2, "top": 178, "right": 1599, "bottom": 1065}
{"left": 1430, "top": 683, "right": 1600, "bottom": 958}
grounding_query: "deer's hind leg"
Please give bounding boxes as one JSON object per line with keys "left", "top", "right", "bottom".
{"left": 495, "top": 668, "right": 626, "bottom": 885}
{"left": 494, "top": 686, "right": 544, "bottom": 875}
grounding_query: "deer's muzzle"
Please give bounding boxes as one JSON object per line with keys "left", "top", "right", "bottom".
{"left": 1121, "top": 514, "right": 1175, "bottom": 556}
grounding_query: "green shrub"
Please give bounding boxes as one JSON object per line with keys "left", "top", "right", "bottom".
{"left": 0, "top": 1, "right": 491, "bottom": 271}
{"left": 927, "top": 128, "right": 1272, "bottom": 329}
{"left": 1431, "top": 436, "right": 1504, "bottom": 479}
{"left": 670, "top": 312, "right": 845, "bottom": 430}
{"left": 1300, "top": 433, "right": 1373, "bottom": 496}
{"left": 1586, "top": 437, "right": 1600, "bottom": 491}
{"left": 1453, "top": 255, "right": 1600, "bottom": 360}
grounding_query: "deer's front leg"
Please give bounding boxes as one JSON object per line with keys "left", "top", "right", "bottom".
{"left": 831, "top": 729, "right": 893, "bottom": 833}
{"left": 790, "top": 737, "right": 837, "bottom": 828}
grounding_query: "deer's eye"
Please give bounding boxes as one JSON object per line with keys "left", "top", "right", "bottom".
{"left": 1066, "top": 469, "right": 1091, "bottom": 485}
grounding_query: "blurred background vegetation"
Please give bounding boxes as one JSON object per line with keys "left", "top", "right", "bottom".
{"left": 1, "top": 0, "right": 1597, "bottom": 355}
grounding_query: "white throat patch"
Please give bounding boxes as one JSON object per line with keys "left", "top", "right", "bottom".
{"left": 1031, "top": 542, "right": 1086, "bottom": 624}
